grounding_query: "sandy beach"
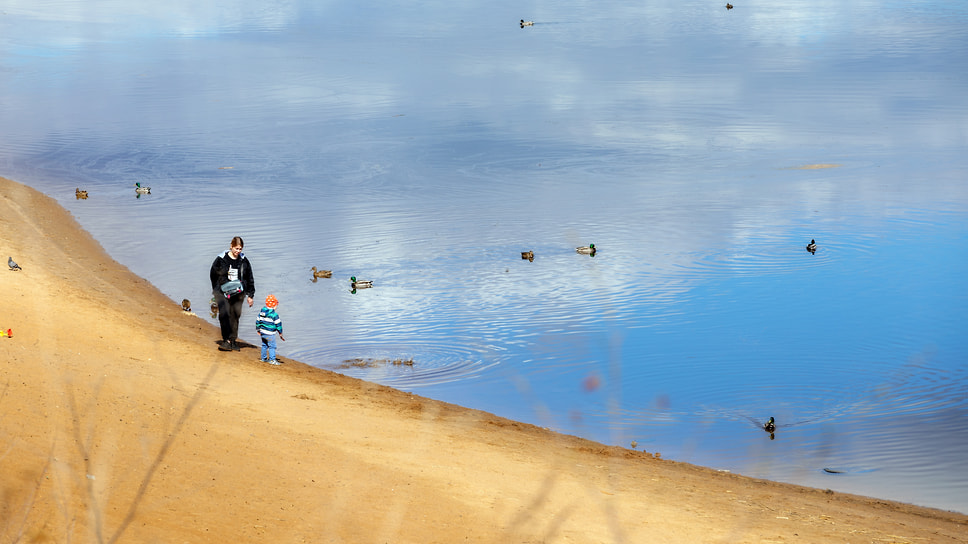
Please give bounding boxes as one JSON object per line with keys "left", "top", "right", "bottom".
{"left": 1, "top": 175, "right": 965, "bottom": 543}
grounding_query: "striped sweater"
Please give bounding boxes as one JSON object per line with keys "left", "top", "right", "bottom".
{"left": 256, "top": 307, "right": 283, "bottom": 335}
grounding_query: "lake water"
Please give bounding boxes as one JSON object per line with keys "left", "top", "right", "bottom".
{"left": 1, "top": 0, "right": 966, "bottom": 513}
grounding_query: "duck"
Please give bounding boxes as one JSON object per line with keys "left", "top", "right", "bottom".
{"left": 520, "top": 19, "right": 534, "bottom": 27}
{"left": 521, "top": 250, "right": 534, "bottom": 262}
{"left": 312, "top": 267, "right": 332, "bottom": 279}
{"left": 806, "top": 239, "right": 817, "bottom": 253}
{"left": 75, "top": 188, "right": 89, "bottom": 199}
{"left": 350, "top": 276, "right": 373, "bottom": 289}
{"left": 763, "top": 416, "right": 776, "bottom": 433}
{"left": 726, "top": 3, "right": 733, "bottom": 9}
{"left": 181, "top": 299, "right": 192, "bottom": 312}
{"left": 134, "top": 182, "right": 151, "bottom": 194}
{"left": 576, "top": 243, "right": 597, "bottom": 255}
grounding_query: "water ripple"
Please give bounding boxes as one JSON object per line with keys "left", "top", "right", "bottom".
{"left": 292, "top": 341, "right": 505, "bottom": 389}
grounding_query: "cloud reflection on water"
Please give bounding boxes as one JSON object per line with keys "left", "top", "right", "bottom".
{"left": 1, "top": 0, "right": 967, "bottom": 513}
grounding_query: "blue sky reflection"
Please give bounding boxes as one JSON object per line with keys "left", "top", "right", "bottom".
{"left": 1, "top": 0, "right": 966, "bottom": 513}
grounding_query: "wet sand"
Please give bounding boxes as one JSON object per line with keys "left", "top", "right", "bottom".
{"left": 1, "top": 175, "right": 965, "bottom": 542}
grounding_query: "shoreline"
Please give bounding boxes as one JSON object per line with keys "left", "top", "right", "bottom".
{"left": 2, "top": 175, "right": 966, "bottom": 542}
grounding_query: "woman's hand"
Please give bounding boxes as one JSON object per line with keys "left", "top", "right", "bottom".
{"left": 247, "top": 296, "right": 254, "bottom": 307}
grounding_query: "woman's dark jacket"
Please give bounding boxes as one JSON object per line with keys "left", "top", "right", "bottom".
{"left": 209, "top": 251, "right": 255, "bottom": 299}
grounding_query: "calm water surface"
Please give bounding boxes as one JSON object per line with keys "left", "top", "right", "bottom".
{"left": 1, "top": 0, "right": 967, "bottom": 513}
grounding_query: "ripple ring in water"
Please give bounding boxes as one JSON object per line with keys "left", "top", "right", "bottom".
{"left": 294, "top": 342, "right": 506, "bottom": 388}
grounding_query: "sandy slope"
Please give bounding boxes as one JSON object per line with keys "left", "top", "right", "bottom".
{"left": 1, "top": 176, "right": 965, "bottom": 543}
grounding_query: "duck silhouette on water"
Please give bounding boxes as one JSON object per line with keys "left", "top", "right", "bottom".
{"left": 741, "top": 415, "right": 778, "bottom": 440}
{"left": 743, "top": 414, "right": 818, "bottom": 441}
{"left": 763, "top": 416, "right": 776, "bottom": 439}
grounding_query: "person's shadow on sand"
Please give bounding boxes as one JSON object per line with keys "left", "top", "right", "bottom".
{"left": 213, "top": 339, "right": 255, "bottom": 350}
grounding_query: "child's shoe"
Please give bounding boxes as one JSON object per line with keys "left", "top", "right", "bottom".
{"left": 267, "top": 359, "right": 282, "bottom": 366}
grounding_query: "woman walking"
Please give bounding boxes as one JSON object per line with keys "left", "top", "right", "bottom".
{"left": 209, "top": 236, "right": 255, "bottom": 351}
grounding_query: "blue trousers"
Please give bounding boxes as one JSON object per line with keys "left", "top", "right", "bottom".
{"left": 260, "top": 333, "right": 277, "bottom": 361}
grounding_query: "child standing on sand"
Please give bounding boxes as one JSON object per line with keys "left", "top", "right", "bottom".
{"left": 255, "top": 294, "right": 285, "bottom": 365}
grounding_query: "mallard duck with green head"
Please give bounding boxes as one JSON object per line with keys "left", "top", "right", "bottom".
{"left": 134, "top": 182, "right": 151, "bottom": 194}
{"left": 576, "top": 243, "right": 596, "bottom": 255}
{"left": 520, "top": 19, "right": 534, "bottom": 27}
{"left": 763, "top": 417, "right": 776, "bottom": 433}
{"left": 350, "top": 276, "right": 373, "bottom": 289}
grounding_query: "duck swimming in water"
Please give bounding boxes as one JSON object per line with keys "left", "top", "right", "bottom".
{"left": 520, "top": 19, "right": 534, "bottom": 27}
{"left": 312, "top": 267, "right": 332, "bottom": 279}
{"left": 75, "top": 188, "right": 89, "bottom": 199}
{"left": 742, "top": 414, "right": 786, "bottom": 440}
{"left": 806, "top": 239, "right": 817, "bottom": 253}
{"left": 576, "top": 244, "right": 596, "bottom": 255}
{"left": 134, "top": 182, "right": 151, "bottom": 194}
{"left": 764, "top": 417, "right": 776, "bottom": 433}
{"left": 521, "top": 250, "right": 534, "bottom": 262}
{"left": 763, "top": 416, "right": 776, "bottom": 440}
{"left": 350, "top": 276, "right": 373, "bottom": 289}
